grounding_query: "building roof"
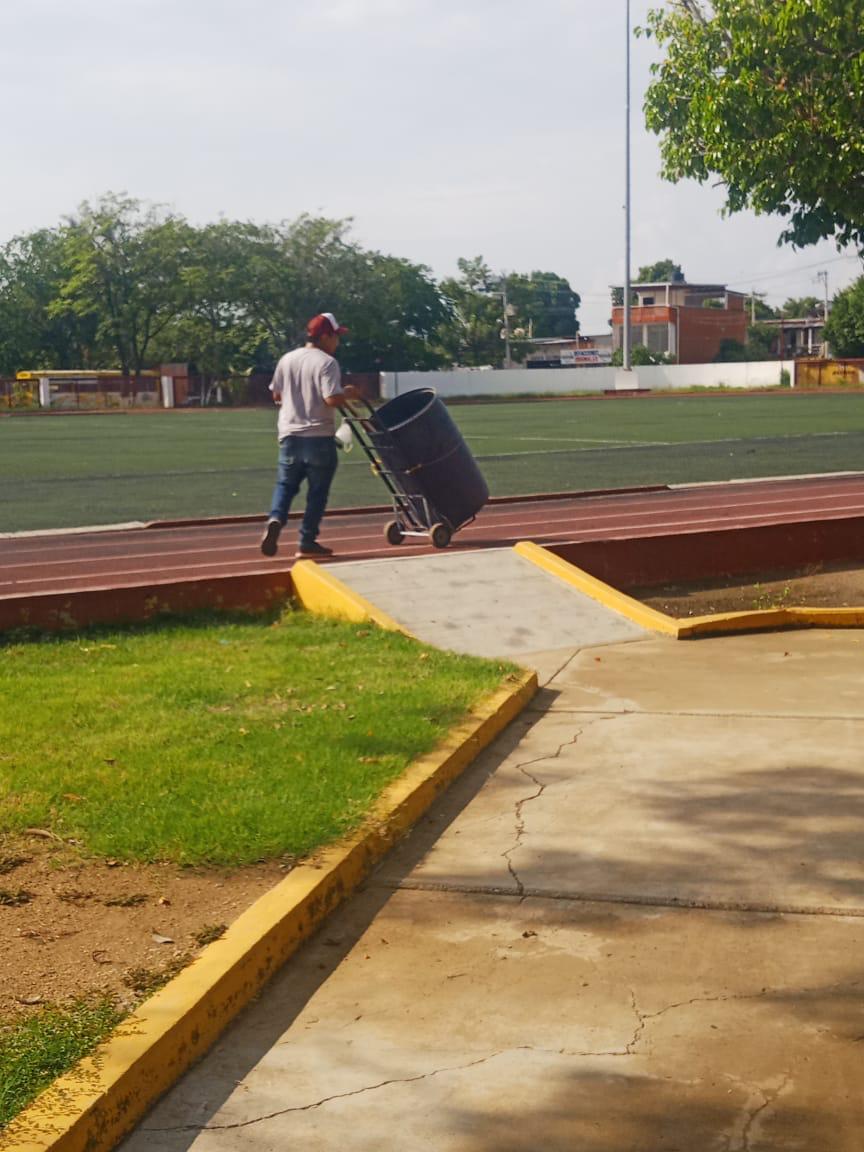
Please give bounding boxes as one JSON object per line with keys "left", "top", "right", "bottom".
{"left": 629, "top": 282, "right": 748, "bottom": 298}
{"left": 760, "top": 317, "right": 825, "bottom": 329}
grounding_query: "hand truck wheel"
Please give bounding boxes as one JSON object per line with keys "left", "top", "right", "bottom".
{"left": 430, "top": 522, "right": 452, "bottom": 549}
{"left": 385, "top": 520, "right": 405, "bottom": 546}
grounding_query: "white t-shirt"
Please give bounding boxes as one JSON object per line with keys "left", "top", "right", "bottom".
{"left": 270, "top": 346, "right": 343, "bottom": 439}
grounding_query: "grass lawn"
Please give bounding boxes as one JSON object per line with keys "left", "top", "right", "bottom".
{"left": 2, "top": 393, "right": 864, "bottom": 531}
{"left": 0, "top": 610, "right": 513, "bottom": 865}
{"left": 0, "top": 610, "right": 514, "bottom": 1127}
{"left": 0, "top": 999, "right": 122, "bottom": 1129}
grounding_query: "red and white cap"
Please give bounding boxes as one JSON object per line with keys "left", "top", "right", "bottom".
{"left": 307, "top": 312, "right": 348, "bottom": 339}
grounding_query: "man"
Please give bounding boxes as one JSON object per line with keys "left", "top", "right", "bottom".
{"left": 260, "top": 312, "right": 356, "bottom": 558}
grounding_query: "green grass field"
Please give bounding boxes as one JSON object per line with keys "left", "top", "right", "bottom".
{"left": 0, "top": 611, "right": 510, "bottom": 865}
{"left": 2, "top": 393, "right": 864, "bottom": 532}
{"left": 0, "top": 612, "right": 511, "bottom": 1128}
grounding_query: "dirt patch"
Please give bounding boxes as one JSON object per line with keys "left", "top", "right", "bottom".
{"left": 633, "top": 562, "right": 864, "bottom": 619}
{"left": 0, "top": 834, "right": 287, "bottom": 1018}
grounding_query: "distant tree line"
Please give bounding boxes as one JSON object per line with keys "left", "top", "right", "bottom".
{"left": 0, "top": 195, "right": 581, "bottom": 381}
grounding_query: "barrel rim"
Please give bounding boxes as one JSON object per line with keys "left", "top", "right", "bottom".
{"left": 378, "top": 387, "right": 437, "bottom": 433}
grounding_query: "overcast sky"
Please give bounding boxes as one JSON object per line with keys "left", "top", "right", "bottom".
{"left": 2, "top": 0, "right": 861, "bottom": 334}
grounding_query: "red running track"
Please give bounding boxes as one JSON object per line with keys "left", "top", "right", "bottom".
{"left": 2, "top": 473, "right": 864, "bottom": 599}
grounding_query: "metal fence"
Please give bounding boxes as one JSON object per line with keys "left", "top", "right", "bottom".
{"left": 0, "top": 371, "right": 380, "bottom": 411}
{"left": 794, "top": 359, "right": 864, "bottom": 389}
{"left": 1, "top": 378, "right": 38, "bottom": 409}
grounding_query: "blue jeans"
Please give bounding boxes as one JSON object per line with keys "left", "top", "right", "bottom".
{"left": 269, "top": 435, "right": 338, "bottom": 546}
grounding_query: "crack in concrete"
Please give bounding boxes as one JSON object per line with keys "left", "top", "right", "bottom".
{"left": 564, "top": 988, "right": 783, "bottom": 1061}
{"left": 143, "top": 1049, "right": 524, "bottom": 1134}
{"left": 502, "top": 762, "right": 547, "bottom": 896}
{"left": 735, "top": 1075, "right": 791, "bottom": 1152}
{"left": 626, "top": 989, "right": 648, "bottom": 1055}
{"left": 502, "top": 715, "right": 618, "bottom": 897}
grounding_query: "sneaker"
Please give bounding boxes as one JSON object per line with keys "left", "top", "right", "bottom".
{"left": 260, "top": 518, "right": 282, "bottom": 557}
{"left": 295, "top": 541, "right": 334, "bottom": 558}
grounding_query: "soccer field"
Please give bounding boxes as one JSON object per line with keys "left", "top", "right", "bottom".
{"left": 2, "top": 393, "right": 864, "bottom": 532}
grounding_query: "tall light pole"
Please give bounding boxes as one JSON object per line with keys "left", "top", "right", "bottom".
{"left": 623, "top": 0, "right": 632, "bottom": 372}
{"left": 502, "top": 276, "right": 512, "bottom": 368}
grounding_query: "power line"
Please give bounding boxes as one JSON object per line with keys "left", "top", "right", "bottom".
{"left": 725, "top": 252, "right": 861, "bottom": 288}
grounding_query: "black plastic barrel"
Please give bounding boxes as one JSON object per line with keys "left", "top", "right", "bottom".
{"left": 368, "top": 388, "right": 488, "bottom": 531}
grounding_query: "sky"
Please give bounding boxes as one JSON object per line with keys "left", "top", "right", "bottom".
{"left": 2, "top": 0, "right": 861, "bottom": 335}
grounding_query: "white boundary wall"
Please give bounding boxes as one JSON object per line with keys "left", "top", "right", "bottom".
{"left": 380, "top": 361, "right": 795, "bottom": 400}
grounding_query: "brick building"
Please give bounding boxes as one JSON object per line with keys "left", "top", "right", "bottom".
{"left": 611, "top": 281, "right": 748, "bottom": 364}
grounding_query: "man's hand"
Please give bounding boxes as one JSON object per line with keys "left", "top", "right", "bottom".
{"left": 325, "top": 385, "right": 360, "bottom": 409}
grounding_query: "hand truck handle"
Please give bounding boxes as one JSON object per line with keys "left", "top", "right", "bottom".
{"left": 342, "top": 394, "right": 376, "bottom": 420}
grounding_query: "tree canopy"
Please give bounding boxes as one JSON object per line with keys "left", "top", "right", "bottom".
{"left": 823, "top": 277, "right": 864, "bottom": 356}
{"left": 780, "top": 296, "right": 823, "bottom": 319}
{"left": 636, "top": 259, "right": 685, "bottom": 283}
{"left": 640, "top": 1, "right": 864, "bottom": 250}
{"left": 436, "top": 259, "right": 581, "bottom": 368}
{"left": 0, "top": 199, "right": 582, "bottom": 379}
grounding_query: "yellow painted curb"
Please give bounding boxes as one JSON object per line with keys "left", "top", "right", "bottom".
{"left": 291, "top": 559, "right": 407, "bottom": 634}
{"left": 2, "top": 667, "right": 538, "bottom": 1152}
{"left": 675, "top": 607, "right": 797, "bottom": 638}
{"left": 514, "top": 541, "right": 864, "bottom": 639}
{"left": 787, "top": 606, "right": 864, "bottom": 628}
{"left": 514, "top": 540, "right": 679, "bottom": 636}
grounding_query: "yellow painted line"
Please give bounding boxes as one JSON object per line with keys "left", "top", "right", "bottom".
{"left": 513, "top": 542, "right": 864, "bottom": 639}
{"left": 2, "top": 667, "right": 538, "bottom": 1152}
{"left": 291, "top": 559, "right": 408, "bottom": 634}
{"left": 513, "top": 540, "right": 679, "bottom": 636}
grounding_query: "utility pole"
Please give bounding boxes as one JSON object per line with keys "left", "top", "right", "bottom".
{"left": 816, "top": 270, "right": 829, "bottom": 357}
{"left": 502, "top": 276, "right": 512, "bottom": 369}
{"left": 623, "top": 0, "right": 632, "bottom": 372}
{"left": 816, "top": 270, "right": 829, "bottom": 323}
{"left": 750, "top": 289, "right": 756, "bottom": 325}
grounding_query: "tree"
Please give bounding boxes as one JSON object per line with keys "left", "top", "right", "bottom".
{"left": 747, "top": 323, "right": 779, "bottom": 359}
{"left": 640, "top": 1, "right": 864, "bottom": 249}
{"left": 714, "top": 338, "right": 749, "bottom": 363}
{"left": 780, "top": 296, "right": 822, "bottom": 318}
{"left": 335, "top": 252, "right": 451, "bottom": 372}
{"left": 437, "top": 258, "right": 507, "bottom": 367}
{"left": 0, "top": 229, "right": 99, "bottom": 375}
{"left": 56, "top": 194, "right": 192, "bottom": 379}
{"left": 154, "top": 220, "right": 263, "bottom": 388}
{"left": 506, "top": 271, "right": 581, "bottom": 339}
{"left": 636, "top": 259, "right": 685, "bottom": 283}
{"left": 234, "top": 216, "right": 360, "bottom": 357}
{"left": 749, "top": 294, "right": 779, "bottom": 321}
{"left": 823, "top": 277, "right": 864, "bottom": 356}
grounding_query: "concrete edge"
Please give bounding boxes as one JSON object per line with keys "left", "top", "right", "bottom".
{"left": 788, "top": 606, "right": 864, "bottom": 627}
{"left": 679, "top": 605, "right": 864, "bottom": 637}
{"left": 0, "top": 572, "right": 294, "bottom": 636}
{"left": 515, "top": 542, "right": 864, "bottom": 640}
{"left": 291, "top": 559, "right": 407, "bottom": 634}
{"left": 0, "top": 669, "right": 537, "bottom": 1152}
{"left": 513, "top": 540, "right": 678, "bottom": 636}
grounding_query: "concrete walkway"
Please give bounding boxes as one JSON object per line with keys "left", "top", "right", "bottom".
{"left": 332, "top": 548, "right": 646, "bottom": 660}
{"left": 121, "top": 572, "right": 864, "bottom": 1150}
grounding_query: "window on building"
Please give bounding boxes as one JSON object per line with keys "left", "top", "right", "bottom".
{"left": 644, "top": 325, "right": 669, "bottom": 354}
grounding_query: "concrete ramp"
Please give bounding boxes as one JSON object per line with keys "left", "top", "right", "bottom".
{"left": 333, "top": 547, "right": 647, "bottom": 659}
